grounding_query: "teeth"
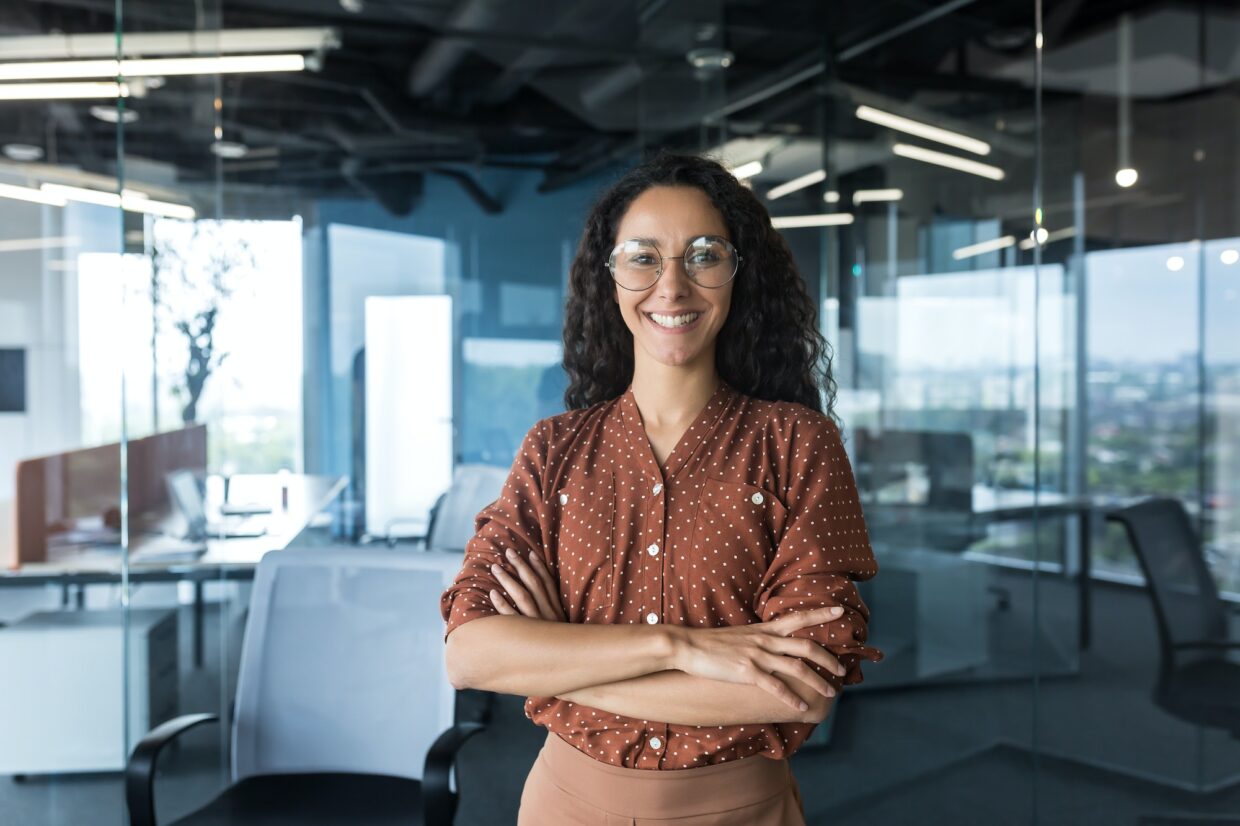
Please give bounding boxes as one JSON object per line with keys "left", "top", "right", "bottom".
{"left": 649, "top": 312, "right": 701, "bottom": 328}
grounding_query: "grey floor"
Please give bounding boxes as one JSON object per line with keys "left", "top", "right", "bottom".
{"left": 3, "top": 567, "right": 1240, "bottom": 826}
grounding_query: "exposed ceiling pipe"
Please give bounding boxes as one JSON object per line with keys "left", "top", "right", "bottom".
{"left": 407, "top": 0, "right": 507, "bottom": 98}
{"left": 340, "top": 156, "right": 424, "bottom": 216}
{"left": 699, "top": 0, "right": 984, "bottom": 125}
{"left": 433, "top": 169, "right": 503, "bottom": 213}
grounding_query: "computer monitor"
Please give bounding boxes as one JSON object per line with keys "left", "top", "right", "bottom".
{"left": 165, "top": 469, "right": 208, "bottom": 541}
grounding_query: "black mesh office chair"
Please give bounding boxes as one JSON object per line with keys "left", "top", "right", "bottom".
{"left": 1106, "top": 497, "right": 1240, "bottom": 739}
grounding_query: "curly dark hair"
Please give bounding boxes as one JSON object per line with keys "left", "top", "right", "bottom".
{"left": 561, "top": 150, "right": 839, "bottom": 426}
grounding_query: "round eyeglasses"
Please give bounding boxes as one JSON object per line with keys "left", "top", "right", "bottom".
{"left": 606, "top": 235, "right": 742, "bottom": 291}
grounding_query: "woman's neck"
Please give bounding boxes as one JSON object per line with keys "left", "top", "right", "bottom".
{"left": 630, "top": 363, "right": 720, "bottom": 430}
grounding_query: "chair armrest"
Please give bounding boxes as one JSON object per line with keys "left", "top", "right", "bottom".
{"left": 126, "top": 713, "right": 220, "bottom": 826}
{"left": 1173, "top": 640, "right": 1240, "bottom": 652}
{"left": 422, "top": 721, "right": 486, "bottom": 826}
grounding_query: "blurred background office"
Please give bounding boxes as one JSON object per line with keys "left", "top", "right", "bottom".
{"left": 0, "top": 0, "right": 1238, "bottom": 824}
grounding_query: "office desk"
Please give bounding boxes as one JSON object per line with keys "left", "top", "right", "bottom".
{"left": 1, "top": 473, "right": 348, "bottom": 666}
{"left": 865, "top": 487, "right": 1128, "bottom": 653}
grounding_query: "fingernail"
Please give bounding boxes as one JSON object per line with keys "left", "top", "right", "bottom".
{"left": 505, "top": 549, "right": 515, "bottom": 559}
{"left": 798, "top": 701, "right": 808, "bottom": 711}
{"left": 830, "top": 606, "right": 844, "bottom": 615}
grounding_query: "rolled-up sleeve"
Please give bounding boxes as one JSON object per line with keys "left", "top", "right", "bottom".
{"left": 753, "top": 413, "right": 883, "bottom": 692}
{"left": 439, "top": 421, "right": 550, "bottom": 642}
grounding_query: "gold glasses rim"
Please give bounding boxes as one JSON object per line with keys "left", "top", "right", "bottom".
{"left": 605, "top": 234, "right": 742, "bottom": 290}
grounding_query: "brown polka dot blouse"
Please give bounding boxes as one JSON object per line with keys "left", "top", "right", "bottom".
{"left": 440, "top": 378, "right": 883, "bottom": 769}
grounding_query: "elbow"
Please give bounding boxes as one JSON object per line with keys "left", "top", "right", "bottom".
{"left": 444, "top": 630, "right": 477, "bottom": 690}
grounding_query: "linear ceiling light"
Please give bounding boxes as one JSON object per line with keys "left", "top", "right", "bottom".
{"left": 771, "top": 213, "right": 855, "bottom": 229}
{"left": 953, "top": 236, "right": 1016, "bottom": 260}
{"left": 0, "top": 181, "right": 67, "bottom": 206}
{"left": 41, "top": 183, "right": 194, "bottom": 219}
{"left": 0, "top": 81, "right": 129, "bottom": 100}
{"left": 856, "top": 105, "right": 990, "bottom": 155}
{"left": 765, "top": 169, "right": 826, "bottom": 200}
{"left": 0, "top": 235, "right": 79, "bottom": 253}
{"left": 1018, "top": 226, "right": 1076, "bottom": 250}
{"left": 853, "top": 188, "right": 903, "bottom": 204}
{"left": 0, "top": 54, "right": 306, "bottom": 81}
{"left": 893, "top": 143, "right": 1006, "bottom": 181}
{"left": 729, "top": 160, "right": 763, "bottom": 179}
{"left": 0, "top": 28, "right": 339, "bottom": 60}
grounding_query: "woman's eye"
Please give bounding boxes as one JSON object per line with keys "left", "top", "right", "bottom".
{"left": 630, "top": 254, "right": 658, "bottom": 267}
{"left": 690, "top": 253, "right": 720, "bottom": 266}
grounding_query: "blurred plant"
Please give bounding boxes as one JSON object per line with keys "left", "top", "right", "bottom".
{"left": 149, "top": 220, "right": 256, "bottom": 425}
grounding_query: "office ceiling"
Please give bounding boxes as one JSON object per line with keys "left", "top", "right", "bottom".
{"left": 0, "top": 0, "right": 1235, "bottom": 219}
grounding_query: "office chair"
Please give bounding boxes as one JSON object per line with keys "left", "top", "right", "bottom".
{"left": 126, "top": 548, "right": 487, "bottom": 826}
{"left": 1106, "top": 498, "right": 1240, "bottom": 740}
{"left": 1107, "top": 497, "right": 1240, "bottom": 823}
{"left": 423, "top": 464, "right": 509, "bottom": 552}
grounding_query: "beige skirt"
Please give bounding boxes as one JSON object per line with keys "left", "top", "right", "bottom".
{"left": 517, "top": 730, "right": 806, "bottom": 826}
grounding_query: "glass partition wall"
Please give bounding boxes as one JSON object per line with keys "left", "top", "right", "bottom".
{"left": 1, "top": 1, "right": 1237, "bottom": 823}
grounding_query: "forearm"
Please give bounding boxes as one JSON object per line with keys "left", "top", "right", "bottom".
{"left": 557, "top": 669, "right": 831, "bottom": 727}
{"left": 445, "top": 614, "right": 675, "bottom": 697}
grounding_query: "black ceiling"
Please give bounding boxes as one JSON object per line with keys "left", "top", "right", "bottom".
{"left": 0, "top": 0, "right": 1235, "bottom": 217}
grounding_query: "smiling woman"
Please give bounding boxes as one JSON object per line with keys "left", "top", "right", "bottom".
{"left": 440, "top": 152, "right": 881, "bottom": 826}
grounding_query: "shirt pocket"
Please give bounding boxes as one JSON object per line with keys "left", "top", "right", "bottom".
{"left": 551, "top": 470, "right": 616, "bottom": 621}
{"left": 690, "top": 475, "right": 789, "bottom": 581}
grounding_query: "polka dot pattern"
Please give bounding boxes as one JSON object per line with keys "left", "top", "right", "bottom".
{"left": 440, "top": 379, "right": 883, "bottom": 770}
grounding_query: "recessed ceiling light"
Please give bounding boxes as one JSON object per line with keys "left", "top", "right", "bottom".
{"left": 1165, "top": 255, "right": 1185, "bottom": 272}
{"left": 210, "top": 141, "right": 249, "bottom": 159}
{"left": 1115, "top": 167, "right": 1138, "bottom": 187}
{"left": 89, "top": 104, "right": 139, "bottom": 123}
{"left": 1221, "top": 249, "right": 1239, "bottom": 266}
{"left": 340, "top": 0, "right": 365, "bottom": 11}
{"left": 2, "top": 143, "right": 43, "bottom": 161}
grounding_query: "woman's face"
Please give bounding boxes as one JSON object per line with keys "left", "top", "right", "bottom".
{"left": 611, "top": 185, "right": 735, "bottom": 371}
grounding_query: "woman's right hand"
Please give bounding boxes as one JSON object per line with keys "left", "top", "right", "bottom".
{"left": 668, "top": 606, "right": 847, "bottom": 711}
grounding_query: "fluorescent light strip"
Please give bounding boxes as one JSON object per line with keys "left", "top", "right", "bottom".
{"left": 124, "top": 196, "right": 195, "bottom": 220}
{"left": 0, "top": 28, "right": 338, "bottom": 60}
{"left": 1018, "top": 226, "right": 1076, "bottom": 250}
{"left": 853, "top": 188, "right": 903, "bottom": 204}
{"left": 771, "top": 213, "right": 855, "bottom": 229}
{"left": 953, "top": 236, "right": 1016, "bottom": 260}
{"left": 41, "top": 183, "right": 194, "bottom": 219}
{"left": 893, "top": 143, "right": 1006, "bottom": 181}
{"left": 0, "top": 235, "right": 78, "bottom": 253}
{"left": 765, "top": 169, "right": 826, "bottom": 200}
{"left": 729, "top": 160, "right": 763, "bottom": 180}
{"left": 0, "top": 54, "right": 306, "bottom": 81}
{"left": 0, "top": 81, "right": 129, "bottom": 100}
{"left": 856, "top": 105, "right": 990, "bottom": 155}
{"left": 0, "top": 181, "right": 67, "bottom": 206}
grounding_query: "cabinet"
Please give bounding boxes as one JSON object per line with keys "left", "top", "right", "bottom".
{"left": 0, "top": 608, "right": 178, "bottom": 775}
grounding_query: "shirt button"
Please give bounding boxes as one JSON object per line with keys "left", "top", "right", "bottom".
{"left": 751, "top": 492, "right": 764, "bottom": 505}
{"left": 647, "top": 542, "right": 659, "bottom": 556}
{"left": 645, "top": 612, "right": 659, "bottom": 624}
{"left": 652, "top": 482, "right": 663, "bottom": 495}
{"left": 559, "top": 493, "right": 569, "bottom": 504}
{"left": 649, "top": 736, "right": 662, "bottom": 749}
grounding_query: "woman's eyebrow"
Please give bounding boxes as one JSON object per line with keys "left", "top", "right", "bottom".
{"left": 624, "top": 234, "right": 719, "bottom": 247}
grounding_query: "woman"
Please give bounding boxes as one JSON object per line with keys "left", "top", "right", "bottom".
{"left": 440, "top": 152, "right": 883, "bottom": 825}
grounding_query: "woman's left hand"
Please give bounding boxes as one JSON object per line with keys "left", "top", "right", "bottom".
{"left": 489, "top": 548, "right": 566, "bottom": 622}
